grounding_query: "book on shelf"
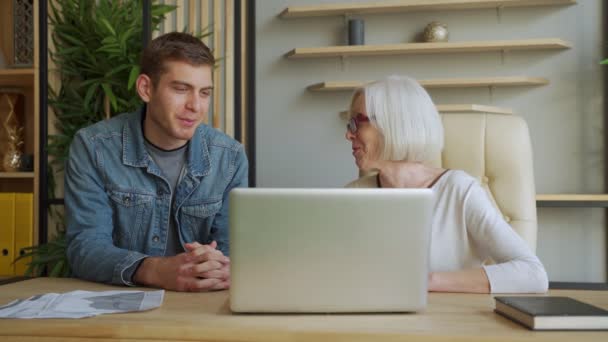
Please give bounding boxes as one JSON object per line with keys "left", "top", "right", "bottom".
{"left": 494, "top": 296, "right": 608, "bottom": 330}
{"left": 0, "top": 193, "right": 33, "bottom": 277}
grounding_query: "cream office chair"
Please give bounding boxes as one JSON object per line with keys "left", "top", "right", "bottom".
{"left": 437, "top": 112, "right": 538, "bottom": 252}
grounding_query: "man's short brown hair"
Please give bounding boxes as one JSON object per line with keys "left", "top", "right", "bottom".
{"left": 140, "top": 32, "right": 215, "bottom": 86}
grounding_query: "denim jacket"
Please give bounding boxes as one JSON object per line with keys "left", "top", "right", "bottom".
{"left": 65, "top": 108, "right": 248, "bottom": 285}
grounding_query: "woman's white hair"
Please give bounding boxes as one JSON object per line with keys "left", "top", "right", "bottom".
{"left": 349, "top": 75, "right": 444, "bottom": 163}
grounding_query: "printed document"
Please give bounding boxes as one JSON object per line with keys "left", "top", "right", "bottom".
{"left": 0, "top": 290, "right": 164, "bottom": 319}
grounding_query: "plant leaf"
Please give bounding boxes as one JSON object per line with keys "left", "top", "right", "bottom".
{"left": 49, "top": 260, "right": 65, "bottom": 277}
{"left": 127, "top": 65, "right": 140, "bottom": 90}
{"left": 101, "top": 83, "right": 118, "bottom": 111}
{"left": 99, "top": 18, "right": 117, "bottom": 36}
{"left": 84, "top": 83, "right": 99, "bottom": 108}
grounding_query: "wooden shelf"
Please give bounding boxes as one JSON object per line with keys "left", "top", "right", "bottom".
{"left": 287, "top": 39, "right": 571, "bottom": 59}
{"left": 280, "top": 0, "right": 576, "bottom": 18}
{"left": 0, "top": 172, "right": 35, "bottom": 179}
{"left": 0, "top": 68, "right": 35, "bottom": 87}
{"left": 309, "top": 76, "right": 548, "bottom": 92}
{"left": 536, "top": 194, "right": 608, "bottom": 207}
{"left": 536, "top": 194, "right": 608, "bottom": 201}
{"left": 437, "top": 104, "right": 512, "bottom": 114}
{"left": 340, "top": 104, "right": 513, "bottom": 119}
{"left": 0, "top": 0, "right": 39, "bottom": 278}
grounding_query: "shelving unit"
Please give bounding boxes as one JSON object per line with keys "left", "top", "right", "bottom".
{"left": 287, "top": 39, "right": 571, "bottom": 59}
{"left": 0, "top": 69, "right": 35, "bottom": 87}
{"left": 280, "top": 0, "right": 576, "bottom": 19}
{"left": 309, "top": 76, "right": 548, "bottom": 92}
{"left": 280, "top": 0, "right": 606, "bottom": 279}
{"left": 0, "top": 1, "right": 39, "bottom": 277}
{"left": 0, "top": 172, "right": 35, "bottom": 179}
{"left": 536, "top": 194, "right": 608, "bottom": 208}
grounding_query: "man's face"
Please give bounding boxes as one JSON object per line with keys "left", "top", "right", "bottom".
{"left": 138, "top": 60, "right": 213, "bottom": 150}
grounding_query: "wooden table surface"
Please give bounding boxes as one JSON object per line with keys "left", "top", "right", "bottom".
{"left": 0, "top": 277, "right": 606, "bottom": 342}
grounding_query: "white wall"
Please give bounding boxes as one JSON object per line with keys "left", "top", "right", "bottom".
{"left": 255, "top": 0, "right": 606, "bottom": 282}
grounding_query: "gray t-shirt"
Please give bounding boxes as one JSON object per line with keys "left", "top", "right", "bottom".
{"left": 122, "top": 138, "right": 189, "bottom": 286}
{"left": 144, "top": 139, "right": 188, "bottom": 256}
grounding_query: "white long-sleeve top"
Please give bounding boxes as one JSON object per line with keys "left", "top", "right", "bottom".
{"left": 347, "top": 169, "right": 548, "bottom": 293}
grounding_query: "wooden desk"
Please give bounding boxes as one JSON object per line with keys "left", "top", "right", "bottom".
{"left": 0, "top": 278, "right": 606, "bottom": 342}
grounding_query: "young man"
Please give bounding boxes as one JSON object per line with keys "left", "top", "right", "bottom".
{"left": 65, "top": 32, "right": 248, "bottom": 292}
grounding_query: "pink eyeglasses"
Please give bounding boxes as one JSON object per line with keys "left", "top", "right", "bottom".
{"left": 347, "top": 114, "right": 370, "bottom": 134}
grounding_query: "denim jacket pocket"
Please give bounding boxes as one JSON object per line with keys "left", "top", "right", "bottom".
{"left": 108, "top": 190, "right": 154, "bottom": 249}
{"left": 180, "top": 200, "right": 222, "bottom": 242}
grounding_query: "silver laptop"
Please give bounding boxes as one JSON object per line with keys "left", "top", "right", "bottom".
{"left": 229, "top": 188, "right": 434, "bottom": 313}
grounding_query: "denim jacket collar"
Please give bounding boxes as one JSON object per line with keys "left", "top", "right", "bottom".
{"left": 122, "top": 106, "right": 211, "bottom": 177}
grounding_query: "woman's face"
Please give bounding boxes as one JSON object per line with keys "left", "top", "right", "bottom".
{"left": 345, "top": 94, "right": 384, "bottom": 170}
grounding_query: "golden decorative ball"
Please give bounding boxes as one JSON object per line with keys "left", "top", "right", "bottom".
{"left": 423, "top": 22, "right": 449, "bottom": 42}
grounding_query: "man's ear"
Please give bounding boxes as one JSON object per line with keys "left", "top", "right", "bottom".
{"left": 136, "top": 74, "right": 153, "bottom": 103}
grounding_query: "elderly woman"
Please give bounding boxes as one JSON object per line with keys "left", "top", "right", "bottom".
{"left": 345, "top": 75, "right": 548, "bottom": 294}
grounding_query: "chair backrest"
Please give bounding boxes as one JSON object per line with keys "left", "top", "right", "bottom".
{"left": 435, "top": 113, "right": 538, "bottom": 252}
